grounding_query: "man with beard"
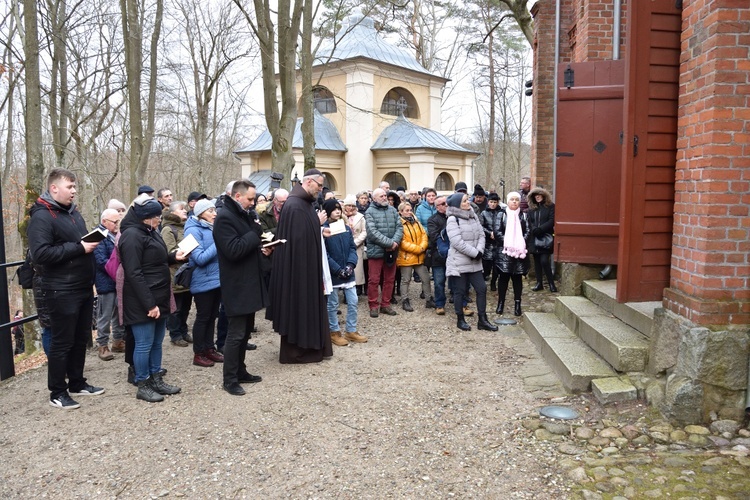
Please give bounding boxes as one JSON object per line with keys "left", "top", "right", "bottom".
{"left": 266, "top": 169, "right": 333, "bottom": 363}
{"left": 28, "top": 168, "right": 105, "bottom": 409}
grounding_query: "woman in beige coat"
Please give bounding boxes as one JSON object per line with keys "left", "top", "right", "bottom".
{"left": 342, "top": 195, "right": 367, "bottom": 294}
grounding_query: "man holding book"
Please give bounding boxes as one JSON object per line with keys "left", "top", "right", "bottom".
{"left": 27, "top": 168, "right": 106, "bottom": 409}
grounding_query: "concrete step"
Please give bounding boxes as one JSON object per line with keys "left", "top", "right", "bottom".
{"left": 555, "top": 296, "right": 650, "bottom": 372}
{"left": 591, "top": 377, "right": 638, "bottom": 405}
{"left": 524, "top": 312, "right": 617, "bottom": 393}
{"left": 582, "top": 280, "right": 660, "bottom": 338}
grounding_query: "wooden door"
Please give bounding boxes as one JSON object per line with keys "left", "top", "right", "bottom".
{"left": 555, "top": 60, "right": 625, "bottom": 264}
{"left": 618, "top": 1, "right": 681, "bottom": 302}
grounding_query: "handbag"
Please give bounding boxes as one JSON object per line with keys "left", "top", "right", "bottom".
{"left": 173, "top": 262, "right": 194, "bottom": 288}
{"left": 534, "top": 233, "right": 554, "bottom": 251}
{"left": 104, "top": 246, "right": 120, "bottom": 280}
{"left": 16, "top": 250, "right": 35, "bottom": 289}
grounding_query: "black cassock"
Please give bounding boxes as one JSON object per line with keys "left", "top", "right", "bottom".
{"left": 266, "top": 185, "right": 333, "bottom": 363}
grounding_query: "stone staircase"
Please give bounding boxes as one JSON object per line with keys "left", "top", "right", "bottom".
{"left": 523, "top": 279, "right": 662, "bottom": 402}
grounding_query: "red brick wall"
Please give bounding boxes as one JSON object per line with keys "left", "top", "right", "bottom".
{"left": 664, "top": 1, "right": 750, "bottom": 325}
{"left": 569, "top": 0, "right": 627, "bottom": 61}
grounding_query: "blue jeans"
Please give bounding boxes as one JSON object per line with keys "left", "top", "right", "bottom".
{"left": 327, "top": 287, "right": 358, "bottom": 333}
{"left": 432, "top": 266, "right": 446, "bottom": 308}
{"left": 42, "top": 327, "right": 51, "bottom": 356}
{"left": 131, "top": 318, "right": 167, "bottom": 383}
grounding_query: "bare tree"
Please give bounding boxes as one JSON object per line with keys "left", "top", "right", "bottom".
{"left": 232, "top": 0, "right": 302, "bottom": 182}
{"left": 120, "top": 0, "right": 163, "bottom": 199}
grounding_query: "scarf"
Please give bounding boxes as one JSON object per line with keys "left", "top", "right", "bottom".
{"left": 502, "top": 208, "right": 527, "bottom": 259}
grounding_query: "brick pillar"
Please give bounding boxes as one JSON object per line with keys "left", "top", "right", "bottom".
{"left": 663, "top": 1, "right": 750, "bottom": 326}
{"left": 530, "top": 0, "right": 572, "bottom": 194}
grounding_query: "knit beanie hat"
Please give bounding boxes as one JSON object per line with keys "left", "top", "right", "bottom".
{"left": 133, "top": 199, "right": 163, "bottom": 220}
{"left": 488, "top": 192, "right": 500, "bottom": 202}
{"left": 447, "top": 193, "right": 464, "bottom": 209}
{"left": 454, "top": 181, "right": 468, "bottom": 193}
{"left": 194, "top": 198, "right": 215, "bottom": 218}
{"left": 322, "top": 199, "right": 342, "bottom": 218}
{"left": 474, "top": 184, "right": 486, "bottom": 196}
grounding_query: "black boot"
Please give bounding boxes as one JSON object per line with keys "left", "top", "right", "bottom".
{"left": 531, "top": 282, "right": 544, "bottom": 291}
{"left": 127, "top": 365, "right": 136, "bottom": 386}
{"left": 136, "top": 377, "right": 164, "bottom": 403}
{"left": 496, "top": 299, "right": 505, "bottom": 315}
{"left": 478, "top": 313, "right": 498, "bottom": 331}
{"left": 549, "top": 283, "right": 558, "bottom": 293}
{"left": 151, "top": 372, "right": 181, "bottom": 395}
{"left": 514, "top": 300, "right": 522, "bottom": 317}
{"left": 456, "top": 314, "right": 471, "bottom": 331}
{"left": 402, "top": 298, "right": 414, "bottom": 312}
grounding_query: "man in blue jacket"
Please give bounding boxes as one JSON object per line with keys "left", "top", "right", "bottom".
{"left": 28, "top": 168, "right": 105, "bottom": 409}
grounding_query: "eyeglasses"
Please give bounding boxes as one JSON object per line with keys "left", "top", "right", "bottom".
{"left": 309, "top": 178, "right": 323, "bottom": 187}
{"left": 436, "top": 202, "right": 446, "bottom": 206}
{"left": 104, "top": 219, "right": 120, "bottom": 224}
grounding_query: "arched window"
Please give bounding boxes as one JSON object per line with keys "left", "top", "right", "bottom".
{"left": 380, "top": 88, "right": 419, "bottom": 119}
{"left": 383, "top": 172, "right": 407, "bottom": 191}
{"left": 299, "top": 86, "right": 337, "bottom": 115}
{"left": 322, "top": 172, "right": 337, "bottom": 192}
{"left": 435, "top": 173, "right": 454, "bottom": 192}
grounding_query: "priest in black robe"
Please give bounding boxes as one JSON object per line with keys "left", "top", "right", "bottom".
{"left": 266, "top": 169, "right": 333, "bottom": 363}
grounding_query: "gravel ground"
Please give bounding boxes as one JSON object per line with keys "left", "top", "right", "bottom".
{"left": 0, "top": 286, "right": 573, "bottom": 498}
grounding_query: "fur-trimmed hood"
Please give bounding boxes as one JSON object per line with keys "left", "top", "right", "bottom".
{"left": 528, "top": 187, "right": 553, "bottom": 208}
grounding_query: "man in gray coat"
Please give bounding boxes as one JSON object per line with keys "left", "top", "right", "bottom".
{"left": 364, "top": 188, "right": 403, "bottom": 317}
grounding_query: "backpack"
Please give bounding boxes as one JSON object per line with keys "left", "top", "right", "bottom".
{"left": 16, "top": 250, "right": 35, "bottom": 289}
{"left": 436, "top": 216, "right": 458, "bottom": 259}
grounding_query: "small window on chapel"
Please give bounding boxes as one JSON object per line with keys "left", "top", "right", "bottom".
{"left": 380, "top": 88, "right": 419, "bottom": 119}
{"left": 313, "top": 87, "right": 336, "bottom": 114}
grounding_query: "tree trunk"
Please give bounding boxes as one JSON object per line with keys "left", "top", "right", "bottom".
{"left": 300, "top": 0, "right": 315, "bottom": 172}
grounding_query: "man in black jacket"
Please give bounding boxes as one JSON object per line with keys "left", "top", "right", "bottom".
{"left": 213, "top": 180, "right": 270, "bottom": 396}
{"left": 28, "top": 168, "right": 105, "bottom": 409}
{"left": 427, "top": 196, "right": 448, "bottom": 315}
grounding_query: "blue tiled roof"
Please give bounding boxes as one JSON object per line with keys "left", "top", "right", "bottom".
{"left": 371, "top": 115, "right": 479, "bottom": 154}
{"left": 315, "top": 16, "right": 443, "bottom": 80}
{"left": 236, "top": 111, "right": 347, "bottom": 153}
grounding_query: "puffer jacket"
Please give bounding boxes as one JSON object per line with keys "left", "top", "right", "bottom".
{"left": 364, "top": 201, "right": 403, "bottom": 259}
{"left": 445, "top": 206, "right": 485, "bottom": 277}
{"left": 494, "top": 208, "right": 530, "bottom": 275}
{"left": 527, "top": 187, "right": 555, "bottom": 255}
{"left": 323, "top": 221, "right": 357, "bottom": 287}
{"left": 415, "top": 199, "right": 436, "bottom": 228}
{"left": 183, "top": 215, "right": 220, "bottom": 294}
{"left": 161, "top": 214, "right": 189, "bottom": 293}
{"left": 397, "top": 216, "right": 428, "bottom": 267}
{"left": 479, "top": 206, "right": 503, "bottom": 263}
{"left": 427, "top": 211, "right": 447, "bottom": 268}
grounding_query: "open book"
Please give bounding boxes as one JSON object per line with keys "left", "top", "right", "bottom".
{"left": 177, "top": 233, "right": 199, "bottom": 255}
{"left": 81, "top": 227, "right": 108, "bottom": 243}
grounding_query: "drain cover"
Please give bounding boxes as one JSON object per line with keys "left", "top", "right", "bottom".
{"left": 495, "top": 318, "right": 517, "bottom": 325}
{"left": 539, "top": 405, "right": 579, "bottom": 420}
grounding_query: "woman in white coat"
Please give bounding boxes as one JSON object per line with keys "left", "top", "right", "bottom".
{"left": 445, "top": 193, "right": 498, "bottom": 332}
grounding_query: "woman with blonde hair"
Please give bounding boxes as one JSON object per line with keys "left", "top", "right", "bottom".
{"left": 494, "top": 191, "right": 530, "bottom": 316}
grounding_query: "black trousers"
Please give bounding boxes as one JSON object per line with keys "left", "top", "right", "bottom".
{"left": 168, "top": 291, "right": 192, "bottom": 341}
{"left": 497, "top": 273, "right": 523, "bottom": 302}
{"left": 192, "top": 288, "right": 221, "bottom": 353}
{"left": 223, "top": 313, "right": 255, "bottom": 385}
{"left": 532, "top": 253, "right": 555, "bottom": 287}
{"left": 452, "top": 271, "right": 487, "bottom": 315}
{"left": 45, "top": 288, "right": 94, "bottom": 397}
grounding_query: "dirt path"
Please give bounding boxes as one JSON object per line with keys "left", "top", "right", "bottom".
{"left": 0, "top": 289, "right": 569, "bottom": 498}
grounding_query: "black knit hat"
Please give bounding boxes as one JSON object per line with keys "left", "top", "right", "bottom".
{"left": 132, "top": 199, "right": 163, "bottom": 220}
{"left": 488, "top": 192, "right": 500, "bottom": 201}
{"left": 322, "top": 199, "right": 342, "bottom": 218}
{"left": 454, "top": 181, "right": 468, "bottom": 193}
{"left": 474, "top": 184, "right": 486, "bottom": 196}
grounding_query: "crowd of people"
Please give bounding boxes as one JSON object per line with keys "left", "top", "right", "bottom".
{"left": 26, "top": 168, "right": 556, "bottom": 409}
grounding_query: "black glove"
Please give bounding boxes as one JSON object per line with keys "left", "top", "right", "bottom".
{"left": 532, "top": 227, "right": 542, "bottom": 236}
{"left": 475, "top": 251, "right": 483, "bottom": 261}
{"left": 344, "top": 264, "right": 355, "bottom": 277}
{"left": 336, "top": 268, "right": 348, "bottom": 279}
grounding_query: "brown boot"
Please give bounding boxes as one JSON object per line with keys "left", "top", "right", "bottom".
{"left": 345, "top": 331, "right": 368, "bottom": 343}
{"left": 330, "top": 331, "right": 349, "bottom": 346}
{"left": 111, "top": 339, "right": 126, "bottom": 353}
{"left": 98, "top": 345, "right": 114, "bottom": 361}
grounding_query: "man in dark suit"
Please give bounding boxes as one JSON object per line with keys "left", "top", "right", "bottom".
{"left": 213, "top": 180, "right": 271, "bottom": 396}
